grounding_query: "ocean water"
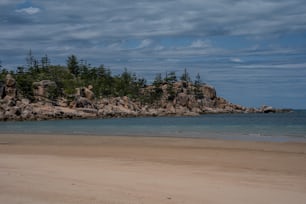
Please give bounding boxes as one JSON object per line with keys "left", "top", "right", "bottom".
{"left": 0, "top": 111, "right": 306, "bottom": 142}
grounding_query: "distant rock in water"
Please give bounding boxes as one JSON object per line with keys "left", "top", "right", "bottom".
{"left": 0, "top": 75, "right": 291, "bottom": 121}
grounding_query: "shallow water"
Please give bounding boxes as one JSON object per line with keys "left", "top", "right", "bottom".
{"left": 1, "top": 111, "right": 306, "bottom": 142}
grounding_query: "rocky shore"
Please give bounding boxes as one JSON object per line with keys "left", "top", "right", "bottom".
{"left": 0, "top": 74, "right": 290, "bottom": 121}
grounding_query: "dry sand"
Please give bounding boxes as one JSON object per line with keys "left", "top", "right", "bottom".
{"left": 1, "top": 134, "right": 306, "bottom": 204}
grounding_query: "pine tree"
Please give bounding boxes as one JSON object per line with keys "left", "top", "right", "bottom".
{"left": 180, "top": 68, "right": 191, "bottom": 82}
{"left": 66, "top": 55, "right": 80, "bottom": 77}
{"left": 194, "top": 73, "right": 204, "bottom": 99}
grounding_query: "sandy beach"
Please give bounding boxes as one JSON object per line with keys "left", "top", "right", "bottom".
{"left": 1, "top": 134, "right": 306, "bottom": 204}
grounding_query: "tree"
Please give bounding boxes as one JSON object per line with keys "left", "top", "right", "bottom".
{"left": 194, "top": 73, "right": 201, "bottom": 85}
{"left": 0, "top": 66, "right": 8, "bottom": 80}
{"left": 164, "top": 71, "right": 177, "bottom": 83}
{"left": 14, "top": 71, "right": 35, "bottom": 101}
{"left": 194, "top": 73, "right": 204, "bottom": 99}
{"left": 150, "top": 73, "right": 164, "bottom": 102}
{"left": 153, "top": 73, "right": 163, "bottom": 86}
{"left": 0, "top": 60, "right": 4, "bottom": 80}
{"left": 66, "top": 55, "right": 80, "bottom": 77}
{"left": 26, "top": 49, "right": 35, "bottom": 69}
{"left": 180, "top": 68, "right": 191, "bottom": 82}
{"left": 46, "top": 83, "right": 60, "bottom": 101}
{"left": 41, "top": 54, "right": 51, "bottom": 69}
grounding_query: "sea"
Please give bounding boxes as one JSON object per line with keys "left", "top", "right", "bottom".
{"left": 1, "top": 110, "right": 306, "bottom": 143}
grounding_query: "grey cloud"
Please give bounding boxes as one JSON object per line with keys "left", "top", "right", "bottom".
{"left": 3, "top": 0, "right": 306, "bottom": 36}
{"left": 0, "top": 0, "right": 305, "bottom": 108}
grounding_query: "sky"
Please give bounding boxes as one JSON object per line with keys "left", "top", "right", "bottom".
{"left": 0, "top": 0, "right": 306, "bottom": 109}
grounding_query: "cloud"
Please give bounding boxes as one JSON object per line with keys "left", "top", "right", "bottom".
{"left": 15, "top": 6, "right": 40, "bottom": 15}
{"left": 190, "top": 40, "right": 211, "bottom": 48}
{"left": 138, "top": 39, "right": 153, "bottom": 49}
{"left": 0, "top": 0, "right": 306, "bottom": 108}
{"left": 230, "top": 58, "right": 243, "bottom": 63}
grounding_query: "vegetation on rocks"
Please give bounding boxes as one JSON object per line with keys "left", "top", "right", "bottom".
{"left": 0, "top": 52, "right": 289, "bottom": 121}
{"left": 1, "top": 53, "right": 203, "bottom": 104}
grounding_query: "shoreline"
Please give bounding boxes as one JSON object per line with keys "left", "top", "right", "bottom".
{"left": 0, "top": 107, "right": 294, "bottom": 122}
{"left": 1, "top": 133, "right": 306, "bottom": 153}
{"left": 1, "top": 127, "right": 306, "bottom": 143}
{"left": 1, "top": 134, "right": 306, "bottom": 204}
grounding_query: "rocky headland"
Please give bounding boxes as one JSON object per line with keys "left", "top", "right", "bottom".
{"left": 0, "top": 74, "right": 290, "bottom": 121}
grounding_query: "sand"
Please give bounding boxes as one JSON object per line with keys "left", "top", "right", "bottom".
{"left": 1, "top": 134, "right": 306, "bottom": 204}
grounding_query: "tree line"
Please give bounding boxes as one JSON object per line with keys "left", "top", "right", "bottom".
{"left": 0, "top": 52, "right": 204, "bottom": 103}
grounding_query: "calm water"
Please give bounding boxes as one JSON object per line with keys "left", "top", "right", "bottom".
{"left": 1, "top": 111, "right": 306, "bottom": 142}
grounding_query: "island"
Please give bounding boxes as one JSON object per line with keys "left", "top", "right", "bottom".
{"left": 0, "top": 55, "right": 290, "bottom": 121}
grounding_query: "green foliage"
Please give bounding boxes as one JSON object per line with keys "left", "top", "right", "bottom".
{"left": 164, "top": 71, "right": 177, "bottom": 83}
{"left": 166, "top": 83, "right": 176, "bottom": 101}
{"left": 149, "top": 73, "right": 164, "bottom": 103}
{"left": 153, "top": 73, "right": 163, "bottom": 86}
{"left": 41, "top": 54, "right": 51, "bottom": 68}
{"left": 112, "top": 68, "right": 146, "bottom": 99}
{"left": 162, "top": 72, "right": 177, "bottom": 101}
{"left": 180, "top": 68, "right": 191, "bottom": 82}
{"left": 194, "top": 73, "right": 204, "bottom": 99}
{"left": 0, "top": 68, "right": 8, "bottom": 81}
{"left": 46, "top": 83, "right": 60, "bottom": 101}
{"left": 14, "top": 70, "right": 35, "bottom": 101}
{"left": 26, "top": 49, "right": 35, "bottom": 69}
{"left": 66, "top": 55, "right": 80, "bottom": 77}
{"left": 6, "top": 53, "right": 207, "bottom": 105}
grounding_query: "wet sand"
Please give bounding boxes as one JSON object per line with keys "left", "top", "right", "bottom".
{"left": 1, "top": 134, "right": 306, "bottom": 204}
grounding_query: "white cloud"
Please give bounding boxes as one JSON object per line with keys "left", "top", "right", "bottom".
{"left": 190, "top": 40, "right": 210, "bottom": 48}
{"left": 230, "top": 58, "right": 243, "bottom": 63}
{"left": 15, "top": 6, "right": 40, "bottom": 15}
{"left": 138, "top": 39, "right": 153, "bottom": 48}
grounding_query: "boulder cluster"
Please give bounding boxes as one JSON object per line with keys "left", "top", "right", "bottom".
{"left": 0, "top": 74, "right": 289, "bottom": 121}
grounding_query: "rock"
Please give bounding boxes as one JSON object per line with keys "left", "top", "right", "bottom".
{"left": 1, "top": 78, "right": 287, "bottom": 121}
{"left": 184, "top": 111, "right": 200, "bottom": 116}
{"left": 57, "top": 97, "right": 68, "bottom": 107}
{"left": 4, "top": 106, "right": 21, "bottom": 120}
{"left": 21, "top": 109, "right": 32, "bottom": 120}
{"left": 202, "top": 85, "right": 216, "bottom": 99}
{"left": 0, "top": 80, "right": 5, "bottom": 99}
{"left": 33, "top": 80, "right": 57, "bottom": 99}
{"left": 98, "top": 105, "right": 114, "bottom": 117}
{"left": 4, "top": 87, "right": 17, "bottom": 100}
{"left": 259, "top": 105, "right": 290, "bottom": 113}
{"left": 260, "top": 105, "right": 275, "bottom": 113}
{"left": 5, "top": 74, "right": 16, "bottom": 87}
{"left": 6, "top": 99, "right": 16, "bottom": 107}
{"left": 0, "top": 110, "right": 3, "bottom": 120}
{"left": 76, "top": 108, "right": 98, "bottom": 116}
{"left": 145, "top": 108, "right": 158, "bottom": 116}
{"left": 72, "top": 97, "right": 96, "bottom": 109}
{"left": 21, "top": 98, "right": 30, "bottom": 106}
{"left": 83, "top": 87, "right": 95, "bottom": 101}
{"left": 4, "top": 74, "right": 17, "bottom": 99}
{"left": 187, "top": 96, "right": 197, "bottom": 110}
{"left": 76, "top": 86, "right": 95, "bottom": 101}
{"left": 176, "top": 92, "right": 189, "bottom": 106}
{"left": 166, "top": 104, "right": 176, "bottom": 114}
